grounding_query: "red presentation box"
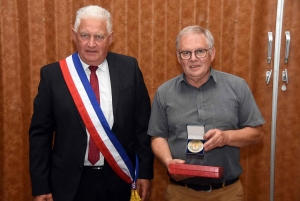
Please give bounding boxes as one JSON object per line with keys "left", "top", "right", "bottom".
{"left": 169, "top": 163, "right": 224, "bottom": 178}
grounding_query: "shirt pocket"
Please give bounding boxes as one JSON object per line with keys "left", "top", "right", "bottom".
{"left": 212, "top": 103, "right": 239, "bottom": 130}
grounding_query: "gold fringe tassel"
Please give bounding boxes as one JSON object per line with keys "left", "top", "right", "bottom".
{"left": 130, "top": 189, "right": 141, "bottom": 201}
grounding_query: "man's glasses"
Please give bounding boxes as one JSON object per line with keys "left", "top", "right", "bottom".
{"left": 177, "top": 48, "right": 213, "bottom": 60}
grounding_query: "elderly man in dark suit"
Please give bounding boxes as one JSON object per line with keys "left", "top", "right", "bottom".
{"left": 29, "top": 5, "right": 153, "bottom": 201}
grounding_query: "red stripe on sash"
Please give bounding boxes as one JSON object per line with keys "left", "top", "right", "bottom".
{"left": 59, "top": 59, "right": 132, "bottom": 183}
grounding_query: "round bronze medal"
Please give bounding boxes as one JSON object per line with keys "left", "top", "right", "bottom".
{"left": 187, "top": 140, "right": 203, "bottom": 153}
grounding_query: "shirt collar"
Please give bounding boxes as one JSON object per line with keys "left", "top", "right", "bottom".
{"left": 178, "top": 67, "right": 217, "bottom": 87}
{"left": 210, "top": 67, "right": 218, "bottom": 83}
{"left": 78, "top": 55, "right": 108, "bottom": 72}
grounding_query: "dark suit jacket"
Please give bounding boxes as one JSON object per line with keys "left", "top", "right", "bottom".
{"left": 29, "top": 52, "right": 154, "bottom": 200}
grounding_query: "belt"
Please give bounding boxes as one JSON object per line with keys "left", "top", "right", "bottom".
{"left": 83, "top": 166, "right": 104, "bottom": 170}
{"left": 170, "top": 177, "right": 239, "bottom": 192}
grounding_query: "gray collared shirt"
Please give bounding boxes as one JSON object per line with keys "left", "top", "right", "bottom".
{"left": 148, "top": 67, "right": 265, "bottom": 184}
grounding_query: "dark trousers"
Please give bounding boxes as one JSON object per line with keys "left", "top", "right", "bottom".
{"left": 74, "top": 166, "right": 131, "bottom": 201}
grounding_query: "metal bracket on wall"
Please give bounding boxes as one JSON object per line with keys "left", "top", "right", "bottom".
{"left": 268, "top": 32, "right": 273, "bottom": 63}
{"left": 281, "top": 69, "right": 288, "bottom": 91}
{"left": 266, "top": 32, "right": 273, "bottom": 85}
{"left": 266, "top": 70, "right": 272, "bottom": 84}
{"left": 284, "top": 31, "right": 290, "bottom": 63}
{"left": 282, "top": 69, "right": 288, "bottom": 84}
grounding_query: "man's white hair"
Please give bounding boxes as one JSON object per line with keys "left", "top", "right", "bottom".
{"left": 176, "top": 25, "right": 214, "bottom": 50}
{"left": 74, "top": 5, "right": 112, "bottom": 33}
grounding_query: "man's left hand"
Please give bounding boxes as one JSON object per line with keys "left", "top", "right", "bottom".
{"left": 203, "top": 129, "right": 228, "bottom": 151}
{"left": 136, "top": 179, "right": 151, "bottom": 201}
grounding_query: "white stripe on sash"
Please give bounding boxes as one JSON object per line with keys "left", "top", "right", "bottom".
{"left": 60, "top": 53, "right": 134, "bottom": 183}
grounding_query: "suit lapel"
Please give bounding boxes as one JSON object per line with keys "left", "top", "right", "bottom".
{"left": 106, "top": 52, "right": 119, "bottom": 116}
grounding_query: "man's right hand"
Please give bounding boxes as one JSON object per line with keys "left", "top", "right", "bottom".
{"left": 168, "top": 159, "right": 194, "bottom": 181}
{"left": 33, "top": 194, "right": 53, "bottom": 201}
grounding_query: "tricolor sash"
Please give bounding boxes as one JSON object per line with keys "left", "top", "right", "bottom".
{"left": 59, "top": 52, "right": 135, "bottom": 183}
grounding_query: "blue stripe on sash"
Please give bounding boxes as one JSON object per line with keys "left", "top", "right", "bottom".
{"left": 71, "top": 53, "right": 135, "bottom": 181}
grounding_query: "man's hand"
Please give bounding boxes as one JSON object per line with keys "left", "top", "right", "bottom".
{"left": 168, "top": 159, "right": 194, "bottom": 181}
{"left": 204, "top": 126, "right": 264, "bottom": 150}
{"left": 203, "top": 129, "right": 228, "bottom": 151}
{"left": 136, "top": 179, "right": 151, "bottom": 201}
{"left": 33, "top": 194, "right": 53, "bottom": 201}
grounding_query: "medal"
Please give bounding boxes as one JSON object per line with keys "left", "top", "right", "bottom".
{"left": 187, "top": 140, "right": 203, "bottom": 153}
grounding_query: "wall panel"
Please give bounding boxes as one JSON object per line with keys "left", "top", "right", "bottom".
{"left": 165, "top": 0, "right": 181, "bottom": 81}
{"left": 152, "top": 1, "right": 167, "bottom": 105}
{"left": 207, "top": 0, "right": 223, "bottom": 70}
{"left": 127, "top": 0, "right": 139, "bottom": 58}
{"left": 1, "top": 0, "right": 28, "bottom": 200}
{"left": 274, "top": 1, "right": 300, "bottom": 200}
{"left": 138, "top": 1, "right": 154, "bottom": 98}
{"left": 195, "top": 1, "right": 208, "bottom": 28}
{"left": 110, "top": 0, "right": 126, "bottom": 54}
